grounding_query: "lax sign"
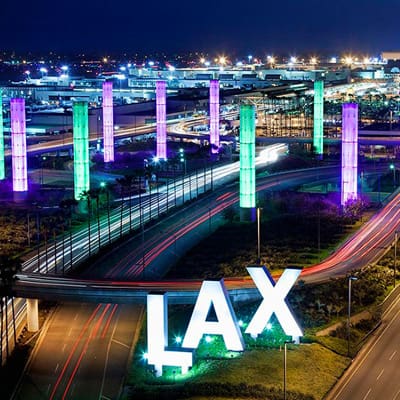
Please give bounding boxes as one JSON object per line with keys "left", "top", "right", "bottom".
{"left": 146, "top": 266, "right": 302, "bottom": 376}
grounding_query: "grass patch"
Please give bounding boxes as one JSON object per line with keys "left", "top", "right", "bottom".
{"left": 126, "top": 342, "right": 348, "bottom": 400}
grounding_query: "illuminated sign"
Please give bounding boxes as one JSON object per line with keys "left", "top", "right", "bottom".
{"left": 146, "top": 266, "right": 302, "bottom": 376}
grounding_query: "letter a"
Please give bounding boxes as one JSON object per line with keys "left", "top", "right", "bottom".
{"left": 182, "top": 280, "right": 244, "bottom": 351}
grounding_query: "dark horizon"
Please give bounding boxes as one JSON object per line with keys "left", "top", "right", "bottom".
{"left": 1, "top": 0, "right": 399, "bottom": 56}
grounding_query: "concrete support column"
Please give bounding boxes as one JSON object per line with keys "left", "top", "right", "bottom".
{"left": 27, "top": 298, "right": 39, "bottom": 332}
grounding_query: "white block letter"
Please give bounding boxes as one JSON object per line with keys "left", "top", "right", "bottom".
{"left": 147, "top": 293, "right": 192, "bottom": 376}
{"left": 182, "top": 280, "right": 244, "bottom": 351}
{"left": 245, "top": 267, "right": 303, "bottom": 342}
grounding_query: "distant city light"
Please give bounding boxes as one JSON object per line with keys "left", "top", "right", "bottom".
{"left": 330, "top": 57, "right": 337, "bottom": 63}
{"left": 148, "top": 61, "right": 155, "bottom": 66}
{"left": 310, "top": 57, "right": 318, "bottom": 65}
{"left": 119, "top": 66, "right": 126, "bottom": 71}
{"left": 168, "top": 65, "right": 175, "bottom": 72}
{"left": 343, "top": 56, "right": 353, "bottom": 65}
{"left": 61, "top": 65, "right": 68, "bottom": 71}
{"left": 39, "top": 67, "right": 48, "bottom": 74}
{"left": 290, "top": 56, "right": 297, "bottom": 64}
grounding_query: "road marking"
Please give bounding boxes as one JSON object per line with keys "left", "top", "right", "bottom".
{"left": 393, "top": 389, "right": 400, "bottom": 400}
{"left": 331, "top": 305, "right": 400, "bottom": 399}
{"left": 362, "top": 388, "right": 372, "bottom": 400}
{"left": 112, "top": 339, "right": 129, "bottom": 349}
{"left": 47, "top": 383, "right": 51, "bottom": 394}
{"left": 54, "top": 363, "right": 59, "bottom": 374}
{"left": 62, "top": 343, "right": 67, "bottom": 352}
{"left": 376, "top": 368, "right": 384, "bottom": 380}
{"left": 389, "top": 350, "right": 397, "bottom": 360}
{"left": 74, "top": 313, "right": 78, "bottom": 321}
{"left": 68, "top": 328, "right": 72, "bottom": 337}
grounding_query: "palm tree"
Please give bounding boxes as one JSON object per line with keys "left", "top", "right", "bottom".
{"left": 88, "top": 188, "right": 101, "bottom": 250}
{"left": 116, "top": 175, "right": 135, "bottom": 236}
{"left": 0, "top": 255, "right": 21, "bottom": 363}
{"left": 59, "top": 198, "right": 78, "bottom": 272}
{"left": 80, "top": 190, "right": 92, "bottom": 256}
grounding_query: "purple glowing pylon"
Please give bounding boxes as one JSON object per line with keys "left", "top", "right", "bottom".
{"left": 156, "top": 80, "right": 167, "bottom": 160}
{"left": 341, "top": 103, "right": 358, "bottom": 206}
{"left": 102, "top": 81, "right": 114, "bottom": 162}
{"left": 209, "top": 80, "right": 220, "bottom": 154}
{"left": 10, "top": 98, "right": 27, "bottom": 192}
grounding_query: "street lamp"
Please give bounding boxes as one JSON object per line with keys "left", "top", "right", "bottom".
{"left": 179, "top": 148, "right": 186, "bottom": 174}
{"left": 347, "top": 276, "right": 358, "bottom": 357}
{"left": 283, "top": 340, "right": 295, "bottom": 400}
{"left": 390, "top": 163, "right": 396, "bottom": 188}
{"left": 394, "top": 231, "right": 399, "bottom": 288}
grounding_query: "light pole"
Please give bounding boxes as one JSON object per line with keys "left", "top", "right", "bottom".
{"left": 390, "top": 163, "right": 396, "bottom": 188}
{"left": 347, "top": 276, "right": 358, "bottom": 357}
{"left": 257, "top": 207, "right": 261, "bottom": 264}
{"left": 394, "top": 231, "right": 399, "bottom": 288}
{"left": 283, "top": 340, "right": 294, "bottom": 400}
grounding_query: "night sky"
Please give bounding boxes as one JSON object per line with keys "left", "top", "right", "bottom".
{"left": 1, "top": 0, "right": 399, "bottom": 55}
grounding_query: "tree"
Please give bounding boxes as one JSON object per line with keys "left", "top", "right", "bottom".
{"left": 0, "top": 255, "right": 21, "bottom": 363}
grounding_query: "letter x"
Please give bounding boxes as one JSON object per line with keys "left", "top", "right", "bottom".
{"left": 245, "top": 266, "right": 303, "bottom": 341}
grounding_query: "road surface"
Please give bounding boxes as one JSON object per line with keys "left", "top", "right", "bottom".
{"left": 327, "top": 290, "right": 400, "bottom": 400}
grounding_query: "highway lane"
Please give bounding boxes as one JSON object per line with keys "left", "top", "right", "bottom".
{"left": 328, "top": 292, "right": 400, "bottom": 400}
{"left": 13, "top": 303, "right": 143, "bottom": 400}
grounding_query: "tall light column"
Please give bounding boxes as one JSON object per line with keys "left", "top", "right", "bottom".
{"left": 102, "top": 81, "right": 114, "bottom": 162}
{"left": 0, "top": 89, "right": 5, "bottom": 180}
{"left": 11, "top": 98, "right": 27, "bottom": 193}
{"left": 209, "top": 79, "right": 220, "bottom": 153}
{"left": 240, "top": 104, "right": 256, "bottom": 221}
{"left": 73, "top": 101, "right": 90, "bottom": 200}
{"left": 313, "top": 79, "right": 324, "bottom": 157}
{"left": 156, "top": 80, "right": 167, "bottom": 160}
{"left": 341, "top": 103, "right": 358, "bottom": 206}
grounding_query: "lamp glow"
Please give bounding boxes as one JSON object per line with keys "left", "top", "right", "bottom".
{"left": 240, "top": 105, "right": 256, "bottom": 217}
{"left": 73, "top": 101, "right": 90, "bottom": 200}
{"left": 209, "top": 80, "right": 220, "bottom": 153}
{"left": 102, "top": 81, "right": 114, "bottom": 162}
{"left": 10, "top": 98, "right": 27, "bottom": 192}
{"left": 341, "top": 103, "right": 358, "bottom": 206}
{"left": 313, "top": 80, "right": 324, "bottom": 156}
{"left": 156, "top": 80, "right": 167, "bottom": 160}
